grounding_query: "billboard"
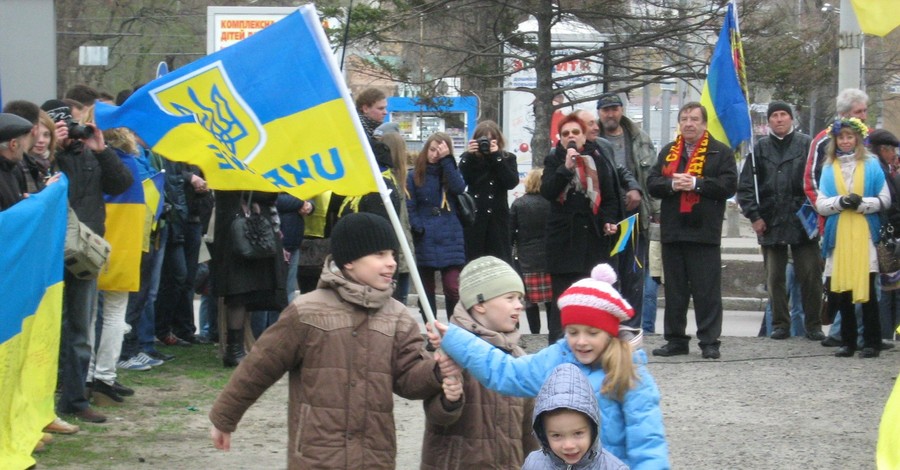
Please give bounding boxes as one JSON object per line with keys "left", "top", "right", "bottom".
{"left": 207, "top": 6, "right": 299, "bottom": 54}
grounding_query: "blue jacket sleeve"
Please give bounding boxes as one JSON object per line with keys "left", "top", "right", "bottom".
{"left": 622, "top": 350, "right": 670, "bottom": 470}
{"left": 441, "top": 324, "right": 565, "bottom": 397}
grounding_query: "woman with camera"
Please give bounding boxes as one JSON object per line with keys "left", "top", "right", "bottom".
{"left": 459, "top": 120, "right": 520, "bottom": 263}
{"left": 541, "top": 113, "right": 621, "bottom": 343}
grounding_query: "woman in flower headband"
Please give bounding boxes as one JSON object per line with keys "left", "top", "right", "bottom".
{"left": 815, "top": 117, "right": 889, "bottom": 358}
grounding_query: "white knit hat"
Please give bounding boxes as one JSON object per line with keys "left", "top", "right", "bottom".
{"left": 459, "top": 256, "right": 524, "bottom": 310}
{"left": 558, "top": 264, "right": 634, "bottom": 337}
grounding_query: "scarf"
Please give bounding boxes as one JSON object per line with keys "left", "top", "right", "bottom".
{"left": 358, "top": 113, "right": 381, "bottom": 139}
{"left": 450, "top": 304, "right": 524, "bottom": 356}
{"left": 558, "top": 147, "right": 602, "bottom": 215}
{"left": 820, "top": 155, "right": 884, "bottom": 302}
{"left": 662, "top": 131, "right": 710, "bottom": 213}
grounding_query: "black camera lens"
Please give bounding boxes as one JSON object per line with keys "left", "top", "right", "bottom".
{"left": 67, "top": 119, "right": 95, "bottom": 140}
{"left": 477, "top": 138, "right": 491, "bottom": 154}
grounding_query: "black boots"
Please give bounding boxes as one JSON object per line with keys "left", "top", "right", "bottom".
{"left": 223, "top": 329, "right": 246, "bottom": 368}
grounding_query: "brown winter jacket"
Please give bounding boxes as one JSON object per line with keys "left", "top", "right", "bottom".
{"left": 209, "top": 259, "right": 444, "bottom": 469}
{"left": 420, "top": 304, "right": 539, "bottom": 469}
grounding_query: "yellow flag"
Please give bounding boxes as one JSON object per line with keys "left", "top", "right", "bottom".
{"left": 850, "top": 0, "right": 900, "bottom": 37}
{"left": 877, "top": 364, "right": 900, "bottom": 469}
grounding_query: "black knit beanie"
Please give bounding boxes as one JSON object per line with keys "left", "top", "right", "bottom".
{"left": 330, "top": 212, "right": 399, "bottom": 266}
{"left": 767, "top": 101, "right": 793, "bottom": 120}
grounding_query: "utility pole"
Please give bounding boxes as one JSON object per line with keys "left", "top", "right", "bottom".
{"left": 837, "top": 0, "right": 862, "bottom": 91}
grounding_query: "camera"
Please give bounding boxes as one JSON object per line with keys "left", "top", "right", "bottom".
{"left": 477, "top": 137, "right": 491, "bottom": 154}
{"left": 44, "top": 105, "right": 95, "bottom": 140}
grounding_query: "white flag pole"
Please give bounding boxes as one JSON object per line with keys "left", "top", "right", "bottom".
{"left": 306, "top": 6, "right": 437, "bottom": 326}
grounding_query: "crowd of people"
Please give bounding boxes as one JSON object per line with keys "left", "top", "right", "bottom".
{"left": 2, "top": 81, "right": 897, "bottom": 469}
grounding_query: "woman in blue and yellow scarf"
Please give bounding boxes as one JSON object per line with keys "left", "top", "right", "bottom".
{"left": 815, "top": 117, "right": 890, "bottom": 358}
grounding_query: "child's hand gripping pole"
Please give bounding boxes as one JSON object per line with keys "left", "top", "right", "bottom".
{"left": 427, "top": 321, "right": 462, "bottom": 391}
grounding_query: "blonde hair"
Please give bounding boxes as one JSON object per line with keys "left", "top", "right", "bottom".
{"left": 103, "top": 127, "right": 138, "bottom": 155}
{"left": 599, "top": 336, "right": 638, "bottom": 402}
{"left": 825, "top": 127, "right": 868, "bottom": 164}
{"left": 523, "top": 168, "right": 543, "bottom": 194}
{"left": 36, "top": 110, "right": 58, "bottom": 160}
{"left": 381, "top": 132, "right": 408, "bottom": 186}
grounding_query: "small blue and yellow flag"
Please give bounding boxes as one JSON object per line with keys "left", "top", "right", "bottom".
{"left": 610, "top": 213, "right": 638, "bottom": 256}
{"left": 99, "top": 153, "right": 146, "bottom": 292}
{"left": 95, "top": 5, "right": 378, "bottom": 200}
{"left": 699, "top": 1, "right": 751, "bottom": 150}
{"left": 0, "top": 177, "right": 67, "bottom": 469}
{"left": 142, "top": 171, "right": 166, "bottom": 250}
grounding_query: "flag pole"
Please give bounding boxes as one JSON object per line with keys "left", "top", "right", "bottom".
{"left": 731, "top": 0, "right": 759, "bottom": 205}
{"left": 308, "top": 9, "right": 438, "bottom": 327}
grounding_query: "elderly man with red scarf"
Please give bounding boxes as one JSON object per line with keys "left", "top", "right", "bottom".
{"left": 646, "top": 102, "right": 737, "bottom": 360}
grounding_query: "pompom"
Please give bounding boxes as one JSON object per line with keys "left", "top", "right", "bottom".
{"left": 590, "top": 263, "right": 617, "bottom": 284}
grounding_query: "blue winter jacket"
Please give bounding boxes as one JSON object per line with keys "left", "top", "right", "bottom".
{"left": 441, "top": 324, "right": 670, "bottom": 470}
{"left": 523, "top": 363, "right": 627, "bottom": 470}
{"left": 406, "top": 156, "right": 467, "bottom": 268}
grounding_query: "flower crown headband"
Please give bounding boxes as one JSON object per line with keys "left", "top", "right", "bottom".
{"left": 828, "top": 117, "right": 869, "bottom": 139}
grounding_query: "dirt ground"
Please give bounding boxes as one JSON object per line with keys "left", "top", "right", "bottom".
{"left": 34, "top": 333, "right": 898, "bottom": 470}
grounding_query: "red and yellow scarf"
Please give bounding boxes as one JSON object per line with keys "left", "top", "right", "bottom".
{"left": 662, "top": 131, "right": 710, "bottom": 213}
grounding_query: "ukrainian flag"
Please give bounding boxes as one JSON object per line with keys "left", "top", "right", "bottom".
{"left": 610, "top": 213, "right": 638, "bottom": 256}
{"left": 851, "top": 0, "right": 900, "bottom": 37}
{"left": 142, "top": 171, "right": 166, "bottom": 251}
{"left": 878, "top": 358, "right": 900, "bottom": 469}
{"left": 699, "top": 2, "right": 751, "bottom": 150}
{"left": 98, "top": 152, "right": 146, "bottom": 292}
{"left": 94, "top": 5, "right": 378, "bottom": 200}
{"left": 0, "top": 178, "right": 67, "bottom": 469}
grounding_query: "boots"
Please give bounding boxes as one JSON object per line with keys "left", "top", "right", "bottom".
{"left": 223, "top": 329, "right": 246, "bottom": 368}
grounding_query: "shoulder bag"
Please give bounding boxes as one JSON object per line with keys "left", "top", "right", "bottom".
{"left": 231, "top": 191, "right": 279, "bottom": 259}
{"left": 64, "top": 207, "right": 112, "bottom": 279}
{"left": 453, "top": 191, "right": 477, "bottom": 227}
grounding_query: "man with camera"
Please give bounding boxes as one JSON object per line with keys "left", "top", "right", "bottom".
{"left": 41, "top": 98, "right": 133, "bottom": 423}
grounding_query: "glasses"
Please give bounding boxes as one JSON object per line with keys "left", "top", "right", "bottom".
{"left": 560, "top": 129, "right": 582, "bottom": 137}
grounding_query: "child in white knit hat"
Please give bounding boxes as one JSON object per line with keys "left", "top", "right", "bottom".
{"left": 428, "top": 263, "right": 669, "bottom": 470}
{"left": 421, "top": 256, "right": 539, "bottom": 468}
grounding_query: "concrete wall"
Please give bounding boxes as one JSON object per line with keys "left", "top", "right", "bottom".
{"left": 0, "top": 0, "right": 56, "bottom": 105}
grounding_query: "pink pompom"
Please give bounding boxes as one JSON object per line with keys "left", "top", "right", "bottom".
{"left": 590, "top": 263, "right": 617, "bottom": 284}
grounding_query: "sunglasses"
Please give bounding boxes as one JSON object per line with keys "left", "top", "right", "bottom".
{"left": 560, "top": 129, "right": 582, "bottom": 137}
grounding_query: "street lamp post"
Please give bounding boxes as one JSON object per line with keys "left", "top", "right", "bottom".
{"left": 837, "top": 0, "right": 862, "bottom": 91}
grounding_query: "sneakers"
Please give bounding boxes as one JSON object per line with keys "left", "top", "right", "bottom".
{"left": 65, "top": 407, "right": 107, "bottom": 423}
{"left": 159, "top": 333, "right": 192, "bottom": 347}
{"left": 770, "top": 328, "right": 789, "bottom": 340}
{"left": 701, "top": 345, "right": 721, "bottom": 359}
{"left": 821, "top": 336, "right": 841, "bottom": 347}
{"left": 135, "top": 352, "right": 165, "bottom": 367}
{"left": 805, "top": 330, "right": 826, "bottom": 341}
{"left": 43, "top": 417, "right": 80, "bottom": 434}
{"left": 652, "top": 343, "right": 689, "bottom": 357}
{"left": 117, "top": 356, "right": 152, "bottom": 371}
{"left": 145, "top": 349, "right": 176, "bottom": 362}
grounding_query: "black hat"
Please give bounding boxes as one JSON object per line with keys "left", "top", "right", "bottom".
{"left": 0, "top": 113, "right": 34, "bottom": 143}
{"left": 596, "top": 93, "right": 623, "bottom": 109}
{"left": 330, "top": 212, "right": 399, "bottom": 266}
{"left": 767, "top": 101, "right": 793, "bottom": 120}
{"left": 869, "top": 129, "right": 900, "bottom": 148}
{"left": 40, "top": 99, "right": 72, "bottom": 123}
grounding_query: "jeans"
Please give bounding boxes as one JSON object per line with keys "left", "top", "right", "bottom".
{"left": 417, "top": 266, "right": 461, "bottom": 323}
{"left": 122, "top": 234, "right": 165, "bottom": 359}
{"left": 156, "top": 222, "right": 202, "bottom": 339}
{"left": 393, "top": 272, "right": 411, "bottom": 305}
{"left": 57, "top": 274, "right": 98, "bottom": 414}
{"left": 642, "top": 269, "right": 659, "bottom": 333}
{"left": 286, "top": 248, "right": 300, "bottom": 302}
{"left": 251, "top": 310, "right": 280, "bottom": 338}
{"left": 879, "top": 281, "right": 900, "bottom": 340}
{"left": 89, "top": 291, "right": 128, "bottom": 384}
{"left": 199, "top": 294, "right": 219, "bottom": 340}
{"left": 139, "top": 225, "right": 168, "bottom": 353}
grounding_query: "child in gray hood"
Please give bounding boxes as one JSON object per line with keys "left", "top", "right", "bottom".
{"left": 523, "top": 363, "right": 627, "bottom": 469}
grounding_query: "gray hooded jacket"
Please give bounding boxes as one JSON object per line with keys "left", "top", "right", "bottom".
{"left": 522, "top": 363, "right": 628, "bottom": 470}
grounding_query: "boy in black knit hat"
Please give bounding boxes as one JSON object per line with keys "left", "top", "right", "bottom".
{"left": 210, "top": 212, "right": 461, "bottom": 469}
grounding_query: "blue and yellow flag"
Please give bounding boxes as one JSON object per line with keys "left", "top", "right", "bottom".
{"left": 610, "top": 213, "right": 638, "bottom": 256}
{"left": 95, "top": 5, "right": 378, "bottom": 200}
{"left": 850, "top": 0, "right": 900, "bottom": 37}
{"left": 98, "top": 153, "right": 146, "bottom": 292}
{"left": 0, "top": 178, "right": 67, "bottom": 469}
{"left": 141, "top": 171, "right": 166, "bottom": 250}
{"left": 877, "top": 325, "right": 900, "bottom": 469}
{"left": 699, "top": 1, "right": 751, "bottom": 150}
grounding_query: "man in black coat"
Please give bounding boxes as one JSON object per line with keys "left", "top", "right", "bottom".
{"left": 0, "top": 113, "right": 34, "bottom": 210}
{"left": 737, "top": 101, "right": 824, "bottom": 342}
{"left": 42, "top": 99, "right": 134, "bottom": 423}
{"left": 647, "top": 102, "right": 737, "bottom": 360}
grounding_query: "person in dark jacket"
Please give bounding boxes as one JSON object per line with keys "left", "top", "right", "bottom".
{"left": 42, "top": 98, "right": 134, "bottom": 423}
{"left": 541, "top": 113, "right": 621, "bottom": 343}
{"left": 737, "top": 101, "right": 825, "bottom": 341}
{"left": 869, "top": 129, "right": 900, "bottom": 341}
{"left": 647, "top": 102, "right": 737, "bottom": 360}
{"left": 277, "top": 193, "right": 313, "bottom": 302}
{"left": 0, "top": 113, "right": 33, "bottom": 210}
{"left": 459, "top": 120, "right": 520, "bottom": 263}
{"left": 406, "top": 132, "right": 467, "bottom": 321}
{"left": 510, "top": 168, "right": 552, "bottom": 334}
{"left": 522, "top": 363, "right": 627, "bottom": 470}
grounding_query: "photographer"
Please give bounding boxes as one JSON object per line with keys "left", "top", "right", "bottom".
{"left": 458, "top": 120, "right": 520, "bottom": 263}
{"left": 41, "top": 98, "right": 133, "bottom": 424}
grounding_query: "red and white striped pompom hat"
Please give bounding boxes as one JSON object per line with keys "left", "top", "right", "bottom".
{"left": 558, "top": 264, "right": 634, "bottom": 337}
